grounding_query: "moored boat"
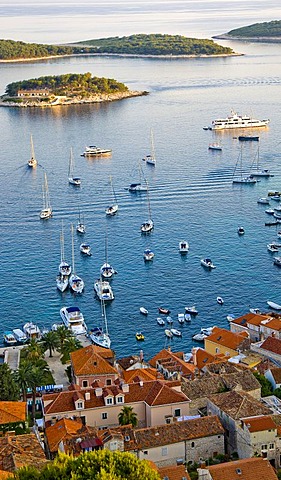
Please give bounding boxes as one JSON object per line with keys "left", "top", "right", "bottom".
{"left": 56, "top": 273, "right": 69, "bottom": 292}
{"left": 210, "top": 111, "right": 270, "bottom": 130}
{"left": 267, "top": 243, "right": 279, "bottom": 253}
{"left": 267, "top": 300, "right": 281, "bottom": 310}
{"left": 217, "top": 296, "right": 224, "bottom": 305}
{"left": 157, "top": 317, "right": 165, "bottom": 326}
{"left": 28, "top": 134, "right": 37, "bottom": 168}
{"left": 3, "top": 331, "right": 17, "bottom": 345}
{"left": 237, "top": 226, "right": 245, "bottom": 235}
{"left": 208, "top": 142, "right": 222, "bottom": 151}
{"left": 136, "top": 332, "right": 145, "bottom": 341}
{"left": 185, "top": 306, "right": 198, "bottom": 315}
{"left": 69, "top": 224, "right": 84, "bottom": 294}
{"left": 94, "top": 279, "right": 114, "bottom": 301}
{"left": 273, "top": 257, "right": 281, "bottom": 267}
{"left": 165, "top": 329, "right": 173, "bottom": 338}
{"left": 81, "top": 146, "right": 112, "bottom": 157}
{"left": 68, "top": 147, "right": 81, "bottom": 186}
{"left": 80, "top": 243, "right": 92, "bottom": 256}
{"left": 179, "top": 241, "right": 189, "bottom": 254}
{"left": 257, "top": 197, "right": 270, "bottom": 205}
{"left": 60, "top": 306, "right": 87, "bottom": 335}
{"left": 23, "top": 322, "right": 41, "bottom": 340}
{"left": 158, "top": 307, "right": 170, "bottom": 315}
{"left": 201, "top": 258, "right": 216, "bottom": 269}
{"left": 12, "top": 328, "right": 27, "bottom": 343}
{"left": 40, "top": 173, "right": 52, "bottom": 219}
{"left": 238, "top": 135, "right": 259, "bottom": 141}
{"left": 178, "top": 313, "right": 185, "bottom": 324}
{"left": 143, "top": 248, "right": 154, "bottom": 261}
{"left": 140, "top": 307, "right": 148, "bottom": 315}
{"left": 89, "top": 299, "right": 111, "bottom": 348}
{"left": 170, "top": 328, "right": 182, "bottom": 337}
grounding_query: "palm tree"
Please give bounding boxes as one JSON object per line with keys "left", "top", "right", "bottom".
{"left": 22, "top": 338, "right": 44, "bottom": 361}
{"left": 14, "top": 361, "right": 33, "bottom": 402}
{"left": 118, "top": 406, "right": 138, "bottom": 427}
{"left": 27, "top": 360, "right": 51, "bottom": 425}
{"left": 42, "top": 330, "right": 60, "bottom": 357}
{"left": 56, "top": 325, "right": 73, "bottom": 351}
{"left": 59, "top": 336, "right": 82, "bottom": 364}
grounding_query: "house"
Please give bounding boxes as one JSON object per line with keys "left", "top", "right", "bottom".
{"left": 0, "top": 402, "right": 27, "bottom": 432}
{"left": 261, "top": 318, "right": 281, "bottom": 341}
{"left": 0, "top": 433, "right": 47, "bottom": 474}
{"left": 70, "top": 345, "right": 119, "bottom": 388}
{"left": 191, "top": 348, "right": 226, "bottom": 370}
{"left": 102, "top": 416, "right": 224, "bottom": 468}
{"left": 204, "top": 327, "right": 250, "bottom": 358}
{"left": 197, "top": 457, "right": 278, "bottom": 480}
{"left": 117, "top": 354, "right": 147, "bottom": 372}
{"left": 17, "top": 89, "right": 50, "bottom": 97}
{"left": 251, "top": 336, "right": 281, "bottom": 363}
{"left": 265, "top": 367, "right": 281, "bottom": 390}
{"left": 158, "top": 464, "right": 191, "bottom": 480}
{"left": 42, "top": 380, "right": 191, "bottom": 429}
{"left": 122, "top": 367, "right": 163, "bottom": 384}
{"left": 230, "top": 313, "right": 269, "bottom": 342}
{"left": 149, "top": 349, "right": 196, "bottom": 380}
{"left": 207, "top": 390, "right": 271, "bottom": 455}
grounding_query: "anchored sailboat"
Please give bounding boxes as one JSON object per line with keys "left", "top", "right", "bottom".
{"left": 28, "top": 134, "right": 37, "bottom": 168}
{"left": 40, "top": 172, "right": 52, "bottom": 219}
{"left": 56, "top": 226, "right": 69, "bottom": 292}
{"left": 105, "top": 176, "right": 118, "bottom": 216}
{"left": 68, "top": 147, "right": 81, "bottom": 186}
{"left": 76, "top": 206, "right": 86, "bottom": 234}
{"left": 89, "top": 299, "right": 111, "bottom": 349}
{"left": 232, "top": 147, "right": 256, "bottom": 185}
{"left": 100, "top": 233, "right": 115, "bottom": 279}
{"left": 69, "top": 224, "right": 84, "bottom": 294}
{"left": 141, "top": 180, "right": 154, "bottom": 233}
{"left": 128, "top": 162, "right": 148, "bottom": 192}
{"left": 250, "top": 145, "right": 272, "bottom": 178}
{"left": 143, "top": 128, "right": 156, "bottom": 166}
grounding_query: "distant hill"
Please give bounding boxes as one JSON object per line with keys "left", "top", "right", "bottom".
{"left": 214, "top": 20, "right": 281, "bottom": 42}
{"left": 0, "top": 39, "right": 77, "bottom": 60}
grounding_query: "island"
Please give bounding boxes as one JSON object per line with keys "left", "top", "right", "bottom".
{"left": 0, "top": 73, "right": 147, "bottom": 108}
{"left": 213, "top": 20, "right": 281, "bottom": 43}
{"left": 0, "top": 34, "right": 236, "bottom": 62}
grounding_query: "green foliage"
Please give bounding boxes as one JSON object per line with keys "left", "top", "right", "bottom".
{"left": 77, "top": 33, "right": 233, "bottom": 56}
{"left": 5, "top": 72, "right": 128, "bottom": 97}
{"left": 59, "top": 335, "right": 82, "bottom": 364}
{"left": 118, "top": 406, "right": 138, "bottom": 427}
{"left": 228, "top": 20, "right": 281, "bottom": 38}
{"left": 21, "top": 338, "right": 44, "bottom": 361}
{"left": 15, "top": 450, "right": 161, "bottom": 479}
{"left": 0, "top": 363, "right": 20, "bottom": 401}
{"left": 274, "top": 387, "right": 281, "bottom": 399}
{"left": 277, "top": 468, "right": 281, "bottom": 480}
{"left": 253, "top": 371, "right": 273, "bottom": 397}
{"left": 0, "top": 39, "right": 77, "bottom": 60}
{"left": 42, "top": 330, "right": 60, "bottom": 357}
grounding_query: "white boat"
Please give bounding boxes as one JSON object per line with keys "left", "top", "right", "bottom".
{"left": 76, "top": 208, "right": 86, "bottom": 234}
{"left": 166, "top": 316, "right": 173, "bottom": 324}
{"left": 178, "top": 313, "right": 185, "bottom": 324}
{"left": 201, "top": 327, "right": 214, "bottom": 336}
{"left": 40, "top": 172, "right": 52, "bottom": 219}
{"left": 56, "top": 273, "right": 69, "bottom": 292}
{"left": 232, "top": 147, "right": 257, "bottom": 185}
{"left": 278, "top": 231, "right": 281, "bottom": 239}
{"left": 249, "top": 308, "right": 261, "bottom": 314}
{"left": 94, "top": 278, "right": 114, "bottom": 301}
{"left": 143, "top": 128, "right": 156, "bottom": 166}
{"left": 227, "top": 314, "right": 235, "bottom": 322}
{"left": 179, "top": 241, "right": 189, "bottom": 253}
{"left": 81, "top": 145, "right": 112, "bottom": 157}
{"left": 60, "top": 306, "right": 87, "bottom": 335}
{"left": 140, "top": 307, "right": 148, "bottom": 315}
{"left": 185, "top": 313, "right": 191, "bottom": 323}
{"left": 157, "top": 317, "right": 165, "bottom": 326}
{"left": 273, "top": 257, "right": 281, "bottom": 267}
{"left": 266, "top": 209, "right": 275, "bottom": 215}
{"left": 105, "top": 176, "right": 118, "bottom": 216}
{"left": 192, "top": 333, "right": 206, "bottom": 342}
{"left": 201, "top": 258, "right": 216, "bottom": 269}
{"left": 68, "top": 147, "right": 81, "bottom": 186}
{"left": 267, "top": 243, "right": 279, "bottom": 253}
{"left": 210, "top": 110, "right": 270, "bottom": 130}
{"left": 69, "top": 224, "right": 84, "bottom": 294}
{"left": 165, "top": 329, "right": 173, "bottom": 338}
{"left": 143, "top": 248, "right": 154, "bottom": 261}
{"left": 208, "top": 142, "right": 222, "bottom": 151}
{"left": 3, "top": 331, "right": 17, "bottom": 345}
{"left": 217, "top": 296, "right": 224, "bottom": 305}
{"left": 170, "top": 328, "right": 182, "bottom": 337}
{"left": 257, "top": 197, "right": 270, "bottom": 205}
{"left": 141, "top": 181, "right": 154, "bottom": 233}
{"left": 128, "top": 162, "right": 148, "bottom": 192}
{"left": 23, "top": 322, "right": 41, "bottom": 339}
{"left": 89, "top": 325, "right": 111, "bottom": 349}
{"left": 80, "top": 243, "right": 91, "bottom": 256}
{"left": 185, "top": 306, "right": 198, "bottom": 315}
{"left": 250, "top": 146, "right": 272, "bottom": 178}
{"left": 100, "top": 234, "right": 115, "bottom": 279}
{"left": 267, "top": 300, "right": 281, "bottom": 310}
{"left": 237, "top": 226, "right": 245, "bottom": 235}
{"left": 58, "top": 221, "right": 71, "bottom": 276}
{"left": 12, "top": 328, "right": 27, "bottom": 343}
{"left": 28, "top": 134, "right": 37, "bottom": 168}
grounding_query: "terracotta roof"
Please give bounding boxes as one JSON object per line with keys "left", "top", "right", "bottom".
{"left": 149, "top": 349, "right": 185, "bottom": 368}
{"left": 241, "top": 415, "right": 277, "bottom": 432}
{"left": 208, "top": 391, "right": 271, "bottom": 419}
{"left": 206, "top": 457, "right": 278, "bottom": 480}
{"left": 206, "top": 327, "right": 249, "bottom": 350}
{"left": 269, "top": 367, "right": 281, "bottom": 384}
{"left": 123, "top": 368, "right": 162, "bottom": 383}
{"left": 0, "top": 433, "right": 47, "bottom": 473}
{"left": 262, "top": 318, "right": 281, "bottom": 331}
{"left": 71, "top": 344, "right": 118, "bottom": 376}
{"left": 117, "top": 355, "right": 140, "bottom": 371}
{"left": 0, "top": 471, "right": 12, "bottom": 479}
{"left": 149, "top": 349, "right": 196, "bottom": 377}
{"left": 260, "top": 336, "right": 281, "bottom": 355}
{"left": 158, "top": 464, "right": 191, "bottom": 480}
{"left": 45, "top": 417, "right": 84, "bottom": 453}
{"left": 0, "top": 402, "right": 26, "bottom": 425}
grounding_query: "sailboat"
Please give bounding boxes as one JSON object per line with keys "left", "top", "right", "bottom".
{"left": 105, "top": 176, "right": 118, "bottom": 216}
{"left": 58, "top": 221, "right": 71, "bottom": 276}
{"left": 141, "top": 180, "right": 154, "bottom": 233}
{"left": 69, "top": 224, "right": 84, "bottom": 293}
{"left": 76, "top": 207, "right": 86, "bottom": 234}
{"left": 40, "top": 172, "right": 53, "bottom": 219}
{"left": 250, "top": 145, "right": 272, "bottom": 178}
{"left": 100, "top": 233, "right": 115, "bottom": 278}
{"left": 68, "top": 147, "right": 81, "bottom": 186}
{"left": 143, "top": 128, "right": 156, "bottom": 166}
{"left": 28, "top": 134, "right": 37, "bottom": 168}
{"left": 232, "top": 147, "right": 257, "bottom": 185}
{"left": 128, "top": 162, "right": 148, "bottom": 192}
{"left": 89, "top": 298, "right": 111, "bottom": 349}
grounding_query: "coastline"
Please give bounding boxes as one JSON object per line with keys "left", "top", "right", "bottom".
{"left": 0, "top": 90, "right": 148, "bottom": 108}
{"left": 213, "top": 34, "right": 281, "bottom": 44}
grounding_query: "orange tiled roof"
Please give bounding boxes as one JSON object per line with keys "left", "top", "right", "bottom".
{"left": 122, "top": 368, "right": 162, "bottom": 383}
{"left": 262, "top": 318, "right": 281, "bottom": 331}
{"left": 149, "top": 349, "right": 185, "bottom": 367}
{"left": 208, "top": 391, "right": 271, "bottom": 419}
{"left": 0, "top": 402, "right": 26, "bottom": 425}
{"left": 231, "top": 313, "right": 269, "bottom": 327}
{"left": 270, "top": 367, "right": 281, "bottom": 384}
{"left": 206, "top": 327, "right": 249, "bottom": 350}
{"left": 0, "top": 471, "right": 12, "bottom": 479}
{"left": 241, "top": 415, "right": 277, "bottom": 432}
{"left": 261, "top": 336, "right": 281, "bottom": 355}
{"left": 0, "top": 433, "right": 46, "bottom": 473}
{"left": 71, "top": 344, "right": 118, "bottom": 376}
{"left": 45, "top": 417, "right": 83, "bottom": 453}
{"left": 206, "top": 457, "right": 278, "bottom": 480}
{"left": 149, "top": 349, "right": 196, "bottom": 377}
{"left": 158, "top": 464, "right": 191, "bottom": 480}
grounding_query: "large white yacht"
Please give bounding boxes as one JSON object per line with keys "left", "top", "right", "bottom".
{"left": 60, "top": 306, "right": 87, "bottom": 335}
{"left": 210, "top": 111, "right": 270, "bottom": 130}
{"left": 81, "top": 146, "right": 112, "bottom": 157}
{"left": 94, "top": 279, "right": 114, "bottom": 301}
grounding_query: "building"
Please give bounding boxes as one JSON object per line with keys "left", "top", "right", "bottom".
{"left": 149, "top": 349, "right": 196, "bottom": 380}
{"left": 70, "top": 345, "right": 118, "bottom": 388}
{"left": 251, "top": 336, "right": 281, "bottom": 363}
{"left": 0, "top": 402, "right": 27, "bottom": 432}
{"left": 17, "top": 89, "right": 50, "bottom": 97}
{"left": 230, "top": 312, "right": 270, "bottom": 342}
{"left": 265, "top": 367, "right": 281, "bottom": 390}
{"left": 197, "top": 457, "right": 278, "bottom": 480}
{"left": 0, "top": 433, "right": 47, "bottom": 474}
{"left": 204, "top": 327, "right": 250, "bottom": 358}
{"left": 158, "top": 464, "right": 191, "bottom": 480}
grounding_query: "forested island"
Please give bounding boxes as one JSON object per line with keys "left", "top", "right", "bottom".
{"left": 0, "top": 73, "right": 146, "bottom": 108}
{"left": 0, "top": 34, "right": 236, "bottom": 62}
{"left": 214, "top": 20, "right": 281, "bottom": 42}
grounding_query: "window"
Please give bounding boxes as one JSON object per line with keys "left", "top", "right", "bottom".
{"left": 215, "top": 348, "right": 220, "bottom": 354}
{"left": 106, "top": 379, "right": 112, "bottom": 386}
{"left": 77, "top": 401, "right": 83, "bottom": 409}
{"left": 106, "top": 397, "right": 113, "bottom": 405}
{"left": 261, "top": 444, "right": 268, "bottom": 450}
{"left": 174, "top": 408, "right": 181, "bottom": 417}
{"left": 110, "top": 441, "right": 117, "bottom": 451}
{"left": 102, "top": 412, "right": 108, "bottom": 420}
{"left": 143, "top": 450, "right": 148, "bottom": 455}
{"left": 191, "top": 442, "right": 195, "bottom": 448}
{"left": 82, "top": 380, "right": 88, "bottom": 388}
{"left": 162, "top": 447, "right": 168, "bottom": 456}
{"left": 166, "top": 418, "right": 171, "bottom": 424}
{"left": 269, "top": 443, "right": 275, "bottom": 450}
{"left": 117, "top": 396, "right": 124, "bottom": 403}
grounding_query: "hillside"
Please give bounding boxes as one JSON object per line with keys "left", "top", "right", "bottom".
{"left": 0, "top": 39, "right": 78, "bottom": 60}
{"left": 214, "top": 20, "right": 281, "bottom": 42}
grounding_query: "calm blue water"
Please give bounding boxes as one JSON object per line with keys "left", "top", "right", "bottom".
{"left": 1, "top": 41, "right": 281, "bottom": 359}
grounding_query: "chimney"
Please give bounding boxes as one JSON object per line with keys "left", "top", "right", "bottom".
{"left": 122, "top": 383, "right": 129, "bottom": 393}
{"left": 85, "top": 391, "right": 90, "bottom": 401}
{"left": 95, "top": 387, "right": 103, "bottom": 397}
{"left": 139, "top": 380, "right": 143, "bottom": 387}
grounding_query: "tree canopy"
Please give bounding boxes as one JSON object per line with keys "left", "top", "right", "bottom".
{"left": 228, "top": 20, "right": 281, "bottom": 38}
{"left": 0, "top": 363, "right": 20, "bottom": 401}
{"left": 14, "top": 450, "right": 161, "bottom": 480}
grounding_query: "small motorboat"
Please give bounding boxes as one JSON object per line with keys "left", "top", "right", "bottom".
{"left": 136, "top": 332, "right": 145, "bottom": 341}
{"left": 185, "top": 306, "right": 198, "bottom": 315}
{"left": 201, "top": 327, "right": 214, "bottom": 336}
{"left": 157, "top": 317, "right": 165, "bottom": 326}
{"left": 166, "top": 316, "right": 173, "bottom": 324}
{"left": 217, "top": 296, "right": 224, "bottom": 305}
{"left": 76, "top": 222, "right": 86, "bottom": 234}
{"left": 249, "top": 308, "right": 261, "bottom": 314}
{"left": 100, "top": 263, "right": 115, "bottom": 279}
{"left": 178, "top": 313, "right": 185, "bottom": 324}
{"left": 265, "top": 221, "right": 278, "bottom": 226}
{"left": 185, "top": 313, "right": 191, "bottom": 323}
{"left": 265, "top": 209, "right": 275, "bottom": 215}
{"left": 208, "top": 142, "right": 222, "bottom": 151}
{"left": 105, "top": 204, "right": 118, "bottom": 216}
{"left": 128, "top": 182, "right": 148, "bottom": 193}
{"left": 267, "top": 243, "right": 279, "bottom": 253}
{"left": 257, "top": 197, "right": 270, "bottom": 205}
{"left": 165, "top": 329, "right": 173, "bottom": 338}
{"left": 80, "top": 243, "right": 92, "bottom": 256}
{"left": 170, "top": 328, "right": 182, "bottom": 337}
{"left": 201, "top": 258, "right": 216, "bottom": 269}
{"left": 179, "top": 241, "right": 189, "bottom": 254}
{"left": 158, "top": 307, "right": 170, "bottom": 315}
{"left": 273, "top": 257, "right": 281, "bottom": 267}
{"left": 143, "top": 248, "right": 154, "bottom": 261}
{"left": 238, "top": 135, "right": 259, "bottom": 141}
{"left": 203, "top": 126, "right": 209, "bottom": 131}
{"left": 267, "top": 300, "right": 281, "bottom": 310}
{"left": 192, "top": 333, "right": 206, "bottom": 342}
{"left": 3, "top": 331, "right": 17, "bottom": 345}
{"left": 227, "top": 314, "right": 235, "bottom": 322}
{"left": 140, "top": 307, "right": 148, "bottom": 315}
{"left": 237, "top": 226, "right": 245, "bottom": 235}
{"left": 12, "top": 328, "right": 27, "bottom": 343}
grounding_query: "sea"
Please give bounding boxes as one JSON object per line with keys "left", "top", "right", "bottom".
{"left": 0, "top": 2, "right": 281, "bottom": 360}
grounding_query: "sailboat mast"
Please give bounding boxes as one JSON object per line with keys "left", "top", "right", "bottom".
{"left": 30, "top": 134, "right": 35, "bottom": 161}
{"left": 146, "top": 180, "right": 152, "bottom": 221}
{"left": 101, "top": 299, "right": 109, "bottom": 335}
{"left": 61, "top": 221, "right": 65, "bottom": 262}
{"left": 150, "top": 128, "right": 155, "bottom": 162}
{"left": 71, "top": 224, "right": 75, "bottom": 274}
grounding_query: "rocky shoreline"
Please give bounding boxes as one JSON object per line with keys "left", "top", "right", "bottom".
{"left": 213, "top": 34, "right": 281, "bottom": 44}
{"left": 0, "top": 90, "right": 148, "bottom": 108}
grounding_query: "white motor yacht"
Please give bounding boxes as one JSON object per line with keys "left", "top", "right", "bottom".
{"left": 81, "top": 146, "right": 112, "bottom": 157}
{"left": 179, "top": 241, "right": 189, "bottom": 253}
{"left": 23, "top": 322, "right": 41, "bottom": 340}
{"left": 178, "top": 313, "right": 185, "bottom": 324}
{"left": 3, "top": 331, "right": 17, "bottom": 345}
{"left": 12, "top": 328, "right": 27, "bottom": 343}
{"left": 201, "top": 258, "right": 216, "bottom": 269}
{"left": 210, "top": 111, "right": 270, "bottom": 130}
{"left": 94, "top": 279, "right": 114, "bottom": 301}
{"left": 60, "top": 306, "right": 87, "bottom": 335}
{"left": 143, "top": 248, "right": 154, "bottom": 261}
{"left": 80, "top": 243, "right": 92, "bottom": 256}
